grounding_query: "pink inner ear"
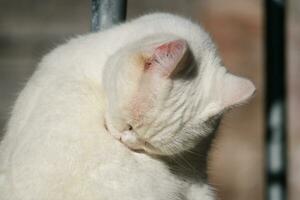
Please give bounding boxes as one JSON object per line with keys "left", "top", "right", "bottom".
{"left": 145, "top": 39, "right": 187, "bottom": 76}
{"left": 156, "top": 39, "right": 186, "bottom": 54}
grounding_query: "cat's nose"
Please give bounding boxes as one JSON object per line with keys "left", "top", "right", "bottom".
{"left": 120, "top": 131, "right": 145, "bottom": 150}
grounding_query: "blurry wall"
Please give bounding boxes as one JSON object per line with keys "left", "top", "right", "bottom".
{"left": 0, "top": 0, "right": 299, "bottom": 200}
{"left": 287, "top": 1, "right": 300, "bottom": 199}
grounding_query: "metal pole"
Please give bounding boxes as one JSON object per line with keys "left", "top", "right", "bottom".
{"left": 91, "top": 0, "right": 127, "bottom": 32}
{"left": 265, "top": 0, "right": 287, "bottom": 200}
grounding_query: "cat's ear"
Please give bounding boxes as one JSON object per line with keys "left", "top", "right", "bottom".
{"left": 144, "top": 39, "right": 189, "bottom": 77}
{"left": 219, "top": 73, "right": 256, "bottom": 109}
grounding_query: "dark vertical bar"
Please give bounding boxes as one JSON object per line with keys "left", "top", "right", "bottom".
{"left": 265, "top": 0, "right": 287, "bottom": 200}
{"left": 91, "top": 0, "right": 127, "bottom": 32}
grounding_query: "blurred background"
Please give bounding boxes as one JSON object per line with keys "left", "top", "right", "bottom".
{"left": 0, "top": 0, "right": 299, "bottom": 200}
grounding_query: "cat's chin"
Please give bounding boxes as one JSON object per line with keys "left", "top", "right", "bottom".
{"left": 122, "top": 142, "right": 165, "bottom": 156}
{"left": 117, "top": 131, "right": 160, "bottom": 155}
{"left": 107, "top": 129, "right": 163, "bottom": 155}
{"left": 104, "top": 121, "right": 176, "bottom": 155}
{"left": 120, "top": 137, "right": 176, "bottom": 156}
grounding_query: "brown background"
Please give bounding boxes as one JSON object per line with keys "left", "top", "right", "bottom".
{"left": 0, "top": 0, "right": 299, "bottom": 200}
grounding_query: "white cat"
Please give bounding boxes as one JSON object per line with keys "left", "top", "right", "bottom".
{"left": 0, "top": 13, "right": 255, "bottom": 200}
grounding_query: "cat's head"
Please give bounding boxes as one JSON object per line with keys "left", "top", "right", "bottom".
{"left": 103, "top": 34, "right": 255, "bottom": 155}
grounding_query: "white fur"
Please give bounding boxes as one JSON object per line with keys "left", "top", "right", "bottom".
{"left": 0, "top": 13, "right": 255, "bottom": 200}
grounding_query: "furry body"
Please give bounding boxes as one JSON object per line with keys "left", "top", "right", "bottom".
{"left": 0, "top": 13, "right": 254, "bottom": 199}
